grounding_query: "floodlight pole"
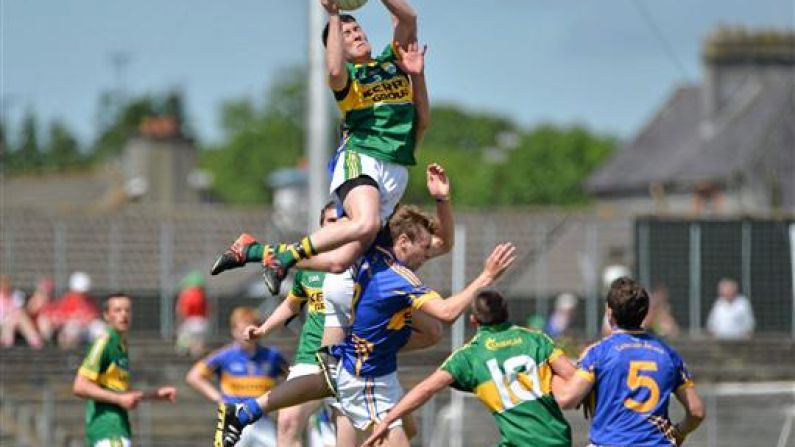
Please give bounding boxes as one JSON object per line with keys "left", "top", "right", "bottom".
{"left": 450, "top": 225, "right": 467, "bottom": 447}
{"left": 307, "top": 0, "right": 331, "bottom": 233}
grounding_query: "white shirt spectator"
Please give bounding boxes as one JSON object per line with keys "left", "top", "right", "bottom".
{"left": 707, "top": 295, "right": 755, "bottom": 339}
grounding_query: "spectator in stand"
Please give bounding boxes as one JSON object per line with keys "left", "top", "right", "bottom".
{"left": 52, "top": 272, "right": 105, "bottom": 349}
{"left": 643, "top": 285, "right": 679, "bottom": 338}
{"left": 707, "top": 278, "right": 755, "bottom": 340}
{"left": 0, "top": 276, "right": 43, "bottom": 348}
{"left": 26, "top": 277, "right": 56, "bottom": 343}
{"left": 545, "top": 293, "right": 578, "bottom": 338}
{"left": 175, "top": 271, "right": 210, "bottom": 358}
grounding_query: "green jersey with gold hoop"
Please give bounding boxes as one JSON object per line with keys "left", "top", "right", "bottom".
{"left": 333, "top": 44, "right": 417, "bottom": 166}
{"left": 287, "top": 270, "right": 326, "bottom": 365}
{"left": 440, "top": 323, "right": 572, "bottom": 447}
{"left": 78, "top": 326, "right": 132, "bottom": 445}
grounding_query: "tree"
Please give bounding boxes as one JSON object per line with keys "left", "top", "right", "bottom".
{"left": 8, "top": 112, "right": 43, "bottom": 172}
{"left": 199, "top": 69, "right": 309, "bottom": 205}
{"left": 46, "top": 120, "right": 83, "bottom": 170}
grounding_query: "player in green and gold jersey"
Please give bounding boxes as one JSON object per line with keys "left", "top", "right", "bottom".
{"left": 211, "top": 0, "right": 431, "bottom": 298}
{"left": 73, "top": 293, "right": 177, "bottom": 447}
{"left": 242, "top": 202, "right": 337, "bottom": 447}
{"left": 362, "top": 291, "right": 576, "bottom": 447}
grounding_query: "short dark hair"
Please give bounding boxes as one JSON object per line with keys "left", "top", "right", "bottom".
{"left": 322, "top": 14, "right": 357, "bottom": 47}
{"left": 606, "top": 277, "right": 649, "bottom": 330}
{"left": 387, "top": 205, "right": 437, "bottom": 244}
{"left": 319, "top": 200, "right": 337, "bottom": 226}
{"left": 472, "top": 290, "right": 509, "bottom": 325}
{"left": 103, "top": 292, "right": 130, "bottom": 312}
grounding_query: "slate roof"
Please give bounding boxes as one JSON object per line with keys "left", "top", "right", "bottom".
{"left": 587, "top": 74, "right": 795, "bottom": 205}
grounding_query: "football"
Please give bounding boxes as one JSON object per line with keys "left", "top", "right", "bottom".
{"left": 335, "top": 0, "right": 368, "bottom": 11}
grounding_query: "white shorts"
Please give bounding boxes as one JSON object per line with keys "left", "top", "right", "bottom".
{"left": 323, "top": 269, "right": 355, "bottom": 329}
{"left": 238, "top": 416, "right": 277, "bottom": 447}
{"left": 93, "top": 438, "right": 131, "bottom": 447}
{"left": 335, "top": 366, "right": 404, "bottom": 431}
{"left": 286, "top": 363, "right": 321, "bottom": 381}
{"left": 329, "top": 149, "right": 408, "bottom": 223}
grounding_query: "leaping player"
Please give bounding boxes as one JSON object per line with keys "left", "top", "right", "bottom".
{"left": 211, "top": 0, "right": 430, "bottom": 295}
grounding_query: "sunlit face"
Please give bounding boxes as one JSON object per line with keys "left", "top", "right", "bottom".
{"left": 718, "top": 281, "right": 737, "bottom": 300}
{"left": 341, "top": 20, "right": 372, "bottom": 62}
{"left": 394, "top": 229, "right": 433, "bottom": 271}
{"left": 104, "top": 296, "right": 132, "bottom": 333}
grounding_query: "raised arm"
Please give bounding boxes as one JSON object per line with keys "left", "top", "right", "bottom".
{"left": 425, "top": 163, "right": 452, "bottom": 259}
{"left": 382, "top": 0, "right": 417, "bottom": 48}
{"left": 321, "top": 0, "right": 348, "bottom": 91}
{"left": 362, "top": 369, "right": 454, "bottom": 447}
{"left": 419, "top": 243, "right": 516, "bottom": 323}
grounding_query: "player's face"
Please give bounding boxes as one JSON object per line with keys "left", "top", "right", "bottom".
{"left": 341, "top": 20, "right": 372, "bottom": 62}
{"left": 321, "top": 207, "right": 338, "bottom": 228}
{"left": 104, "top": 297, "right": 132, "bottom": 333}
{"left": 232, "top": 318, "right": 256, "bottom": 344}
{"left": 395, "top": 230, "right": 433, "bottom": 270}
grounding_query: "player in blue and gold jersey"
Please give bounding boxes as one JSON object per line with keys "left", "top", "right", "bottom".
{"left": 213, "top": 205, "right": 517, "bottom": 447}
{"left": 554, "top": 277, "right": 705, "bottom": 447}
{"left": 187, "top": 307, "right": 288, "bottom": 447}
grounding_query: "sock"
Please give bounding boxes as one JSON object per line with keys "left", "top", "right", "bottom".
{"left": 274, "top": 237, "right": 315, "bottom": 268}
{"left": 246, "top": 243, "right": 265, "bottom": 262}
{"left": 237, "top": 398, "right": 263, "bottom": 425}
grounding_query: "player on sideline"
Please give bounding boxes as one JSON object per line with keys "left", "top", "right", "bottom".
{"left": 362, "top": 290, "right": 575, "bottom": 447}
{"left": 186, "top": 307, "right": 288, "bottom": 447}
{"left": 213, "top": 214, "right": 516, "bottom": 447}
{"left": 245, "top": 164, "right": 454, "bottom": 447}
{"left": 73, "top": 293, "right": 177, "bottom": 447}
{"left": 553, "top": 277, "right": 705, "bottom": 447}
{"left": 210, "top": 0, "right": 430, "bottom": 296}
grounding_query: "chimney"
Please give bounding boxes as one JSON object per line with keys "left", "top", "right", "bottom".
{"left": 702, "top": 26, "right": 795, "bottom": 118}
{"left": 121, "top": 116, "right": 200, "bottom": 205}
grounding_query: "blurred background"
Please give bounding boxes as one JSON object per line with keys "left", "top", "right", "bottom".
{"left": 1, "top": 1, "right": 794, "bottom": 446}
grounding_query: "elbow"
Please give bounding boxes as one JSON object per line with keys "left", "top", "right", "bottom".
{"left": 72, "top": 380, "right": 85, "bottom": 398}
{"left": 328, "top": 67, "right": 345, "bottom": 79}
{"left": 554, "top": 393, "right": 577, "bottom": 410}
{"left": 326, "top": 261, "right": 350, "bottom": 275}
{"left": 439, "top": 310, "right": 457, "bottom": 324}
{"left": 690, "top": 401, "right": 706, "bottom": 422}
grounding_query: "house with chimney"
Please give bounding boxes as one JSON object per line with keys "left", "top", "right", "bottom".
{"left": 587, "top": 27, "right": 795, "bottom": 216}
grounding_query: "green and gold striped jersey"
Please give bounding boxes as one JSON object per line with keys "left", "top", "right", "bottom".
{"left": 334, "top": 44, "right": 417, "bottom": 166}
{"left": 78, "top": 326, "right": 132, "bottom": 445}
{"left": 287, "top": 270, "right": 326, "bottom": 365}
{"left": 440, "top": 323, "right": 572, "bottom": 447}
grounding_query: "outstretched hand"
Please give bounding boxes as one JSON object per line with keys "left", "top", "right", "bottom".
{"left": 320, "top": 0, "right": 339, "bottom": 14}
{"left": 243, "top": 325, "right": 262, "bottom": 341}
{"left": 156, "top": 386, "right": 178, "bottom": 403}
{"left": 361, "top": 421, "right": 391, "bottom": 447}
{"left": 426, "top": 163, "right": 450, "bottom": 201}
{"left": 481, "top": 243, "right": 517, "bottom": 286}
{"left": 396, "top": 42, "right": 427, "bottom": 76}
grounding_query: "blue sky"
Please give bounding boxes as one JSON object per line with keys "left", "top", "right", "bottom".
{"left": 3, "top": 0, "right": 793, "bottom": 145}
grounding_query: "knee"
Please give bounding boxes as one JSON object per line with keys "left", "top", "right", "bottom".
{"left": 277, "top": 414, "right": 302, "bottom": 440}
{"left": 349, "top": 214, "right": 381, "bottom": 241}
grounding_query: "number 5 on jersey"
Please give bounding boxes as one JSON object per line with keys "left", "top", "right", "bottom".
{"left": 625, "top": 360, "right": 660, "bottom": 413}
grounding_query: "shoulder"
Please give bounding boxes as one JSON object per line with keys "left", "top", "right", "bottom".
{"left": 205, "top": 343, "right": 236, "bottom": 362}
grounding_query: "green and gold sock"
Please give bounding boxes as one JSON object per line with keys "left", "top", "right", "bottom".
{"left": 246, "top": 243, "right": 265, "bottom": 262}
{"left": 275, "top": 237, "right": 316, "bottom": 268}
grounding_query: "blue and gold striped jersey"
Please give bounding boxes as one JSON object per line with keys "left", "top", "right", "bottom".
{"left": 577, "top": 330, "right": 693, "bottom": 446}
{"left": 199, "top": 343, "right": 288, "bottom": 404}
{"left": 339, "top": 245, "right": 440, "bottom": 377}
